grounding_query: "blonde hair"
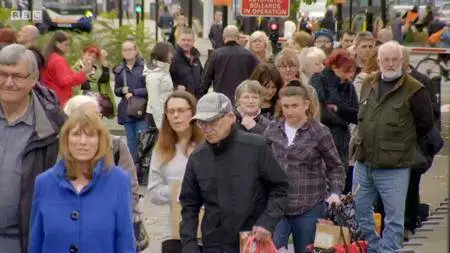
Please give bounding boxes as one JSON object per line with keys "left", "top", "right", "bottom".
{"left": 234, "top": 80, "right": 265, "bottom": 106}
{"left": 246, "top": 31, "right": 272, "bottom": 62}
{"left": 59, "top": 109, "right": 113, "bottom": 180}
{"left": 292, "top": 31, "right": 312, "bottom": 51}
{"left": 275, "top": 48, "right": 300, "bottom": 68}
{"left": 299, "top": 47, "right": 326, "bottom": 75}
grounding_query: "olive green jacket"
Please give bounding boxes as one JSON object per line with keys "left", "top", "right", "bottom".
{"left": 353, "top": 72, "right": 423, "bottom": 169}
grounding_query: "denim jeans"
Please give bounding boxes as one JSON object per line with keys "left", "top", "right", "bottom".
{"left": 353, "top": 161, "right": 409, "bottom": 253}
{"left": 124, "top": 120, "right": 148, "bottom": 162}
{"left": 273, "top": 202, "right": 325, "bottom": 253}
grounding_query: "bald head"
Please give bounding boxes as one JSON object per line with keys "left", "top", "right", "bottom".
{"left": 18, "top": 25, "right": 40, "bottom": 48}
{"left": 223, "top": 25, "right": 240, "bottom": 44}
{"left": 377, "top": 28, "right": 393, "bottom": 44}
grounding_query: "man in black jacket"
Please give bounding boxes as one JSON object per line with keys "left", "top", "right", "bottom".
{"left": 402, "top": 47, "right": 439, "bottom": 240}
{"left": 170, "top": 27, "right": 203, "bottom": 99}
{"left": 0, "top": 44, "right": 66, "bottom": 253}
{"left": 208, "top": 11, "right": 224, "bottom": 50}
{"left": 179, "top": 92, "right": 288, "bottom": 253}
{"left": 201, "top": 25, "right": 259, "bottom": 103}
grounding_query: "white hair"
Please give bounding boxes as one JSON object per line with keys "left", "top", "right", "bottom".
{"left": 0, "top": 44, "right": 38, "bottom": 78}
{"left": 377, "top": 41, "right": 403, "bottom": 59}
{"left": 299, "top": 47, "right": 326, "bottom": 74}
{"left": 246, "top": 31, "right": 272, "bottom": 62}
{"left": 64, "top": 95, "right": 99, "bottom": 116}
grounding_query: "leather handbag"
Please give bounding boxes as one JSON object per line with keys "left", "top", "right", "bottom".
{"left": 123, "top": 70, "right": 147, "bottom": 118}
{"left": 127, "top": 96, "right": 147, "bottom": 118}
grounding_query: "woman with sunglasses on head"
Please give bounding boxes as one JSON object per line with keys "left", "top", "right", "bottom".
{"left": 249, "top": 63, "right": 283, "bottom": 120}
{"left": 147, "top": 90, "right": 203, "bottom": 239}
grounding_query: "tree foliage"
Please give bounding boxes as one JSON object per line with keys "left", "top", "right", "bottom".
{"left": 0, "top": 8, "right": 155, "bottom": 68}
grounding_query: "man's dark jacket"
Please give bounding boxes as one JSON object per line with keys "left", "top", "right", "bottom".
{"left": 179, "top": 127, "right": 288, "bottom": 253}
{"left": 209, "top": 23, "right": 224, "bottom": 49}
{"left": 170, "top": 46, "right": 203, "bottom": 98}
{"left": 20, "top": 84, "right": 66, "bottom": 253}
{"left": 201, "top": 41, "right": 259, "bottom": 104}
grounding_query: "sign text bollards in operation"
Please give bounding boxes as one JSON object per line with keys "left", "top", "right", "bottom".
{"left": 241, "top": 0, "right": 290, "bottom": 17}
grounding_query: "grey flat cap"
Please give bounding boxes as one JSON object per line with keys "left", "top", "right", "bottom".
{"left": 192, "top": 92, "right": 233, "bottom": 122}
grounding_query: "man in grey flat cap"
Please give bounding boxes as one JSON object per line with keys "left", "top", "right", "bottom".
{"left": 179, "top": 92, "right": 288, "bottom": 253}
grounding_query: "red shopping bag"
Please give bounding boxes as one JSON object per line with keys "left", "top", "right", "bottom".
{"left": 333, "top": 240, "right": 368, "bottom": 253}
{"left": 241, "top": 234, "right": 278, "bottom": 253}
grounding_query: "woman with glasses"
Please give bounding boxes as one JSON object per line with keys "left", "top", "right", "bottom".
{"left": 234, "top": 80, "right": 270, "bottom": 134}
{"left": 147, "top": 90, "right": 203, "bottom": 238}
{"left": 275, "top": 48, "right": 300, "bottom": 86}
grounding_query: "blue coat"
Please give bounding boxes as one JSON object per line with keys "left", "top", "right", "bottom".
{"left": 28, "top": 159, "right": 136, "bottom": 253}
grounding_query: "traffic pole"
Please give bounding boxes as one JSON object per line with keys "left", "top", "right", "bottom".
{"left": 381, "top": 0, "right": 387, "bottom": 28}
{"left": 141, "top": 0, "right": 144, "bottom": 23}
{"left": 337, "top": 3, "right": 343, "bottom": 39}
{"left": 188, "top": 0, "right": 193, "bottom": 27}
{"left": 366, "top": 0, "right": 373, "bottom": 33}
{"left": 119, "top": 0, "right": 123, "bottom": 27}
{"left": 155, "top": 0, "right": 159, "bottom": 42}
{"left": 349, "top": 0, "right": 353, "bottom": 30}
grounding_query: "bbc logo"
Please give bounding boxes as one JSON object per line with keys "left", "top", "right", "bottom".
{"left": 11, "top": 10, "right": 42, "bottom": 22}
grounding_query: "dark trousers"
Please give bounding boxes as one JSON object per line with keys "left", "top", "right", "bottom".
{"left": 404, "top": 170, "right": 422, "bottom": 232}
{"left": 343, "top": 165, "right": 354, "bottom": 195}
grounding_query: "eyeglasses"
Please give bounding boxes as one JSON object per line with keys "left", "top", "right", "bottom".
{"left": 196, "top": 114, "right": 225, "bottom": 129}
{"left": 166, "top": 107, "right": 191, "bottom": 116}
{"left": 0, "top": 72, "right": 30, "bottom": 83}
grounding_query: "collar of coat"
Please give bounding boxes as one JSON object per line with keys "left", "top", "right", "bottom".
{"left": 208, "top": 124, "right": 238, "bottom": 155}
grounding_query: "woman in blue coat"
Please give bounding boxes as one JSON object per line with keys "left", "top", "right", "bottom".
{"left": 28, "top": 109, "right": 136, "bottom": 253}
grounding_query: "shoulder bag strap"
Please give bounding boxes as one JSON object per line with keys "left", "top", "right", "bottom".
{"left": 122, "top": 67, "right": 128, "bottom": 88}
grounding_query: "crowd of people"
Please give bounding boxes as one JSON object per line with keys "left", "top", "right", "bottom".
{"left": 0, "top": 12, "right": 443, "bottom": 253}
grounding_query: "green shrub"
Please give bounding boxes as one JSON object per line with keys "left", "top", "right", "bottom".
{"left": 38, "top": 22, "right": 155, "bottom": 67}
{"left": 0, "top": 7, "right": 155, "bottom": 67}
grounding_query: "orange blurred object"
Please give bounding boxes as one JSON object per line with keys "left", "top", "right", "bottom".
{"left": 214, "top": 0, "right": 232, "bottom": 6}
{"left": 374, "top": 213, "right": 382, "bottom": 235}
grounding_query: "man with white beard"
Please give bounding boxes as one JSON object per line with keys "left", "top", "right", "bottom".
{"left": 351, "top": 41, "right": 434, "bottom": 253}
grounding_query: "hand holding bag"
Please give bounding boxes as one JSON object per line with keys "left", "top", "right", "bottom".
{"left": 241, "top": 232, "right": 278, "bottom": 253}
{"left": 123, "top": 70, "right": 147, "bottom": 118}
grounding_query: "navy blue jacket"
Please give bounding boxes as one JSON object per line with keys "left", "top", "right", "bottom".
{"left": 114, "top": 58, "right": 147, "bottom": 124}
{"left": 28, "top": 159, "right": 135, "bottom": 253}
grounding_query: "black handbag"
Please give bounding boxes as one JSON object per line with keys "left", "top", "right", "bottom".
{"left": 134, "top": 220, "right": 149, "bottom": 252}
{"left": 123, "top": 70, "right": 147, "bottom": 118}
